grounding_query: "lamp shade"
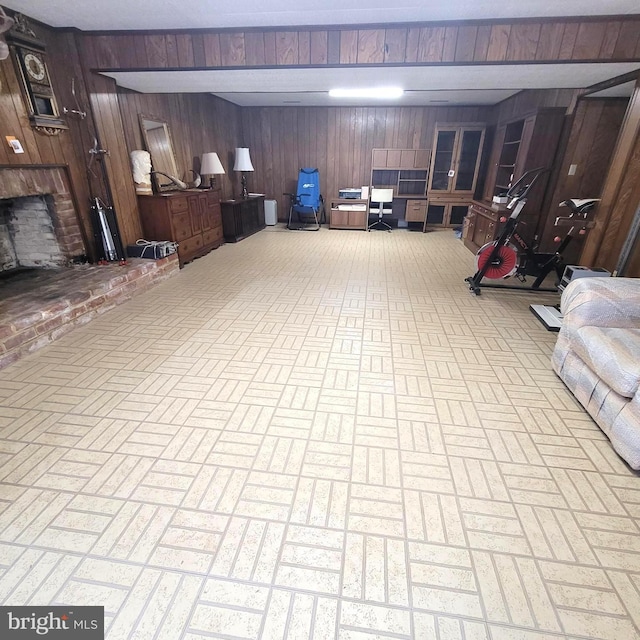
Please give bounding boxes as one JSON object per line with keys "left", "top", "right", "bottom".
{"left": 233, "top": 148, "right": 254, "bottom": 172}
{"left": 201, "top": 152, "right": 225, "bottom": 176}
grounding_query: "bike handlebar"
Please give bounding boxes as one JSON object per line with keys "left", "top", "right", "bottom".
{"left": 505, "top": 167, "right": 550, "bottom": 201}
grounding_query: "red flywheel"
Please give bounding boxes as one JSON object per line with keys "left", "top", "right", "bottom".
{"left": 475, "top": 242, "right": 518, "bottom": 279}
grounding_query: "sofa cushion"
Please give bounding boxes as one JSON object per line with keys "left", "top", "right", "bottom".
{"left": 572, "top": 327, "right": 640, "bottom": 398}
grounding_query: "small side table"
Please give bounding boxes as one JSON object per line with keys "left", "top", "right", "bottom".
{"left": 329, "top": 198, "right": 368, "bottom": 230}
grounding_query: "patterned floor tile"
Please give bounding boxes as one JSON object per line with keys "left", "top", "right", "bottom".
{"left": 0, "top": 229, "right": 639, "bottom": 639}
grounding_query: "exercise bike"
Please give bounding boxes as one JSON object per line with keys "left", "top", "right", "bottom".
{"left": 465, "top": 167, "right": 598, "bottom": 295}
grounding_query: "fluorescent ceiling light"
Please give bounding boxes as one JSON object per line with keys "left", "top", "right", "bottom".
{"left": 329, "top": 87, "right": 403, "bottom": 99}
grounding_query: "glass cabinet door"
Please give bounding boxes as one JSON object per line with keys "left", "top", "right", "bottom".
{"left": 430, "top": 130, "right": 456, "bottom": 191}
{"left": 426, "top": 204, "right": 446, "bottom": 225}
{"left": 449, "top": 204, "right": 469, "bottom": 226}
{"left": 454, "top": 130, "right": 483, "bottom": 192}
{"left": 429, "top": 125, "right": 485, "bottom": 196}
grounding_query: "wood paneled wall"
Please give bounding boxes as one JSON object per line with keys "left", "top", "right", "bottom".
{"left": 117, "top": 90, "right": 242, "bottom": 202}
{"left": 241, "top": 105, "right": 492, "bottom": 218}
{"left": 538, "top": 98, "right": 627, "bottom": 262}
{"left": 3, "top": 11, "right": 640, "bottom": 269}
{"left": 240, "top": 92, "right": 578, "bottom": 221}
{"left": 85, "top": 71, "right": 143, "bottom": 246}
{"left": 623, "top": 209, "right": 640, "bottom": 277}
{"left": 492, "top": 89, "right": 577, "bottom": 124}
{"left": 80, "top": 17, "right": 640, "bottom": 70}
{"left": 581, "top": 80, "right": 640, "bottom": 272}
{"left": 0, "top": 20, "right": 244, "bottom": 251}
{"left": 0, "top": 26, "right": 102, "bottom": 257}
{"left": 597, "top": 122, "right": 640, "bottom": 275}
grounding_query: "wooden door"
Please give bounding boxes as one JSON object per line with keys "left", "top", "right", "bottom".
{"left": 400, "top": 149, "right": 416, "bottom": 168}
{"left": 331, "top": 209, "right": 349, "bottom": 227}
{"left": 386, "top": 149, "right": 402, "bottom": 167}
{"left": 371, "top": 149, "right": 387, "bottom": 167}
{"left": 188, "top": 195, "right": 202, "bottom": 235}
{"left": 472, "top": 213, "right": 488, "bottom": 247}
{"left": 414, "top": 149, "right": 430, "bottom": 168}
{"left": 199, "top": 194, "right": 212, "bottom": 230}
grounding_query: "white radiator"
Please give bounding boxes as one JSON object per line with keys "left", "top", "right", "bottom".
{"left": 264, "top": 199, "right": 277, "bottom": 225}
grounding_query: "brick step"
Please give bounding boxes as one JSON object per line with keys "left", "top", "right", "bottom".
{"left": 0, "top": 255, "right": 179, "bottom": 370}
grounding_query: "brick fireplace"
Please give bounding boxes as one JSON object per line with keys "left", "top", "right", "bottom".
{"left": 0, "top": 165, "right": 87, "bottom": 264}
{"left": 0, "top": 165, "right": 180, "bottom": 370}
{"left": 1, "top": 195, "right": 68, "bottom": 270}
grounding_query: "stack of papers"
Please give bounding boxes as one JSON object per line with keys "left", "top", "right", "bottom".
{"left": 337, "top": 204, "right": 367, "bottom": 211}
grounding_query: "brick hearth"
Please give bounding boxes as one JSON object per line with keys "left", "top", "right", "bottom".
{"left": 0, "top": 164, "right": 181, "bottom": 369}
{"left": 0, "top": 254, "right": 179, "bottom": 370}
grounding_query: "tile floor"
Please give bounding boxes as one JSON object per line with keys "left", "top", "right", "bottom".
{"left": 0, "top": 226, "right": 639, "bottom": 640}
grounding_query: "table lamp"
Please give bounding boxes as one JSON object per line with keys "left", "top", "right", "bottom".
{"left": 200, "top": 152, "right": 225, "bottom": 189}
{"left": 233, "top": 147, "right": 254, "bottom": 199}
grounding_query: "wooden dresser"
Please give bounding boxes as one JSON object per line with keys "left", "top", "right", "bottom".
{"left": 463, "top": 200, "right": 510, "bottom": 254}
{"left": 220, "top": 195, "right": 265, "bottom": 242}
{"left": 137, "top": 190, "right": 223, "bottom": 266}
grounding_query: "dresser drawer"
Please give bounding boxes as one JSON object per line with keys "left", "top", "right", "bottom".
{"left": 169, "top": 198, "right": 189, "bottom": 214}
{"left": 470, "top": 202, "right": 500, "bottom": 222}
{"left": 178, "top": 234, "right": 204, "bottom": 260}
{"left": 203, "top": 226, "right": 224, "bottom": 246}
{"left": 482, "top": 221, "right": 496, "bottom": 244}
{"left": 171, "top": 213, "right": 192, "bottom": 241}
{"left": 206, "top": 204, "right": 222, "bottom": 229}
{"left": 405, "top": 199, "right": 427, "bottom": 222}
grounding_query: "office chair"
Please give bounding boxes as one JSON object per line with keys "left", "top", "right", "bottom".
{"left": 368, "top": 188, "right": 394, "bottom": 232}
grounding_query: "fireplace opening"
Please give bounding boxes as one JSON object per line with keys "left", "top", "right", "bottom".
{"left": 0, "top": 195, "right": 67, "bottom": 273}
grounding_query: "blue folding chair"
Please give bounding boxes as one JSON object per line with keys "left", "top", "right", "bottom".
{"left": 285, "top": 168, "right": 325, "bottom": 231}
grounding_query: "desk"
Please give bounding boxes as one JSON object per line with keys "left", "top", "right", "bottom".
{"left": 220, "top": 195, "right": 265, "bottom": 242}
{"left": 329, "top": 198, "right": 368, "bottom": 230}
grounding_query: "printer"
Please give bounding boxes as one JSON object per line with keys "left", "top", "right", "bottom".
{"left": 338, "top": 188, "right": 362, "bottom": 199}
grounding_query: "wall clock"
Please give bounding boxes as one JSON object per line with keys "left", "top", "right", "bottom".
{"left": 23, "top": 51, "right": 46, "bottom": 81}
{"left": 7, "top": 14, "right": 67, "bottom": 135}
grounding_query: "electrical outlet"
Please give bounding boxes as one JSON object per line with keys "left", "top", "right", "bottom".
{"left": 568, "top": 164, "right": 577, "bottom": 176}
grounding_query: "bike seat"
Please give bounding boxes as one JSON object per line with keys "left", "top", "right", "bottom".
{"left": 559, "top": 198, "right": 600, "bottom": 215}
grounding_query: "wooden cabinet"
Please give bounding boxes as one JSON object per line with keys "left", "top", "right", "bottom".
{"left": 220, "top": 195, "right": 265, "bottom": 242}
{"left": 372, "top": 148, "right": 430, "bottom": 169}
{"left": 405, "top": 199, "right": 427, "bottom": 223}
{"left": 482, "top": 108, "right": 565, "bottom": 242}
{"left": 137, "top": 189, "right": 223, "bottom": 266}
{"left": 459, "top": 109, "right": 565, "bottom": 256}
{"left": 461, "top": 207, "right": 476, "bottom": 245}
{"left": 463, "top": 201, "right": 507, "bottom": 253}
{"left": 428, "top": 124, "right": 485, "bottom": 197}
{"left": 424, "top": 201, "right": 470, "bottom": 230}
{"left": 370, "top": 148, "right": 431, "bottom": 198}
{"left": 329, "top": 199, "right": 368, "bottom": 230}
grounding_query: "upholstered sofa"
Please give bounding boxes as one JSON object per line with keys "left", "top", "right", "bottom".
{"left": 552, "top": 277, "right": 640, "bottom": 469}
